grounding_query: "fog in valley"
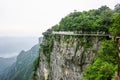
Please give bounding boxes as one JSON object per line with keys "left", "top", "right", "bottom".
{"left": 0, "top": 37, "right": 38, "bottom": 58}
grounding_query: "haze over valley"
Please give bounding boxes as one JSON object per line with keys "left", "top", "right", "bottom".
{"left": 0, "top": 37, "right": 38, "bottom": 58}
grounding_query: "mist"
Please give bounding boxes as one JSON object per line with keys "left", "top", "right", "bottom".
{"left": 0, "top": 36, "right": 38, "bottom": 58}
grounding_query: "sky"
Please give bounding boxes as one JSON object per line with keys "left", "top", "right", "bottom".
{"left": 0, "top": 0, "right": 120, "bottom": 37}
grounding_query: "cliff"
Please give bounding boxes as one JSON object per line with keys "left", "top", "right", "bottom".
{"left": 34, "top": 6, "right": 119, "bottom": 80}
{"left": 35, "top": 33, "right": 104, "bottom": 80}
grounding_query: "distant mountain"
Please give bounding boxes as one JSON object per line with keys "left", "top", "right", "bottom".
{"left": 0, "top": 37, "right": 42, "bottom": 80}
{"left": 0, "top": 57, "right": 16, "bottom": 76}
{"left": 0, "top": 37, "right": 38, "bottom": 58}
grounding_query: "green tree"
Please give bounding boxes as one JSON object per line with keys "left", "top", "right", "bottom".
{"left": 52, "top": 5, "right": 113, "bottom": 33}
{"left": 114, "top": 4, "right": 120, "bottom": 13}
{"left": 83, "top": 40, "right": 117, "bottom": 80}
{"left": 109, "top": 14, "right": 120, "bottom": 37}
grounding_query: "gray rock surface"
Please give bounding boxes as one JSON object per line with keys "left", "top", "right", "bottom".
{"left": 35, "top": 35, "right": 101, "bottom": 80}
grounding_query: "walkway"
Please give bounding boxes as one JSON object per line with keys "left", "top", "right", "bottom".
{"left": 52, "top": 31, "right": 120, "bottom": 38}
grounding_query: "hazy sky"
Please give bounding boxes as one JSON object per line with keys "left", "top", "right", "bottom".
{"left": 0, "top": 37, "right": 38, "bottom": 58}
{"left": 0, "top": 0, "right": 120, "bottom": 37}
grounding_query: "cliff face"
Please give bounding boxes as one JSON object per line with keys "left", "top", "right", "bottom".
{"left": 35, "top": 34, "right": 102, "bottom": 80}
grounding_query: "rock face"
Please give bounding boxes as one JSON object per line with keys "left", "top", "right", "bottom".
{"left": 35, "top": 35, "right": 101, "bottom": 80}
{"left": 0, "top": 44, "right": 40, "bottom": 80}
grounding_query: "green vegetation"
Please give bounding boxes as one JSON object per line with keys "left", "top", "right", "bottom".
{"left": 109, "top": 13, "right": 120, "bottom": 37}
{"left": 83, "top": 40, "right": 117, "bottom": 80}
{"left": 33, "top": 52, "right": 40, "bottom": 71}
{"left": 80, "top": 5, "right": 120, "bottom": 79}
{"left": 52, "top": 6, "right": 113, "bottom": 32}
{"left": 32, "top": 48, "right": 41, "bottom": 80}
{"left": 42, "top": 31, "right": 54, "bottom": 64}
{"left": 52, "top": 5, "right": 120, "bottom": 80}
{"left": 36, "top": 4, "right": 120, "bottom": 80}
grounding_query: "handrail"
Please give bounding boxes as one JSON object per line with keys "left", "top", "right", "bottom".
{"left": 52, "top": 31, "right": 120, "bottom": 38}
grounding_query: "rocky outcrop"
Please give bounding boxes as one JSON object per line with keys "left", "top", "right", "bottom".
{"left": 1, "top": 44, "right": 40, "bottom": 80}
{"left": 35, "top": 35, "right": 102, "bottom": 80}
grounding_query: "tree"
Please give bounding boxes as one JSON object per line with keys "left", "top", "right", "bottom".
{"left": 114, "top": 3, "right": 120, "bottom": 13}
{"left": 109, "top": 14, "right": 120, "bottom": 37}
{"left": 83, "top": 40, "right": 117, "bottom": 80}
